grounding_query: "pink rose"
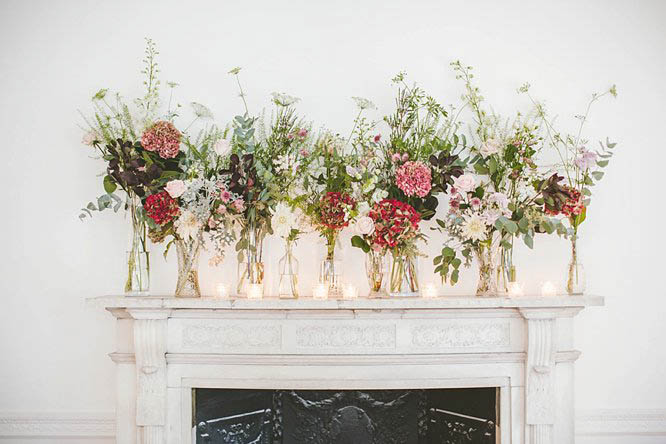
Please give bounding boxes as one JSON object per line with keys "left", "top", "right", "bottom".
{"left": 470, "top": 197, "right": 482, "bottom": 208}
{"left": 165, "top": 180, "right": 186, "bottom": 198}
{"left": 355, "top": 216, "right": 375, "bottom": 235}
{"left": 452, "top": 174, "right": 476, "bottom": 193}
{"left": 391, "top": 153, "right": 402, "bottom": 163}
{"left": 220, "top": 190, "right": 232, "bottom": 203}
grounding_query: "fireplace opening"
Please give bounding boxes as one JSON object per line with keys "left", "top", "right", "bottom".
{"left": 194, "top": 387, "right": 498, "bottom": 443}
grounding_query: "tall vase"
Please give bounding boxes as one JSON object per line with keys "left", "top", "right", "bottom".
{"left": 566, "top": 238, "right": 585, "bottom": 294}
{"left": 365, "top": 250, "right": 387, "bottom": 297}
{"left": 496, "top": 247, "right": 516, "bottom": 294}
{"left": 125, "top": 194, "right": 150, "bottom": 295}
{"left": 278, "top": 240, "right": 299, "bottom": 299}
{"left": 319, "top": 232, "right": 342, "bottom": 297}
{"left": 476, "top": 243, "right": 499, "bottom": 297}
{"left": 389, "top": 251, "right": 419, "bottom": 297}
{"left": 237, "top": 219, "right": 265, "bottom": 296}
{"left": 175, "top": 234, "right": 202, "bottom": 298}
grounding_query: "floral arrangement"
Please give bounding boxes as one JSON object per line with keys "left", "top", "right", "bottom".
{"left": 79, "top": 40, "right": 617, "bottom": 299}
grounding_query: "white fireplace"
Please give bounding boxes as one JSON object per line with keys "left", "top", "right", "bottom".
{"left": 92, "top": 295, "right": 603, "bottom": 444}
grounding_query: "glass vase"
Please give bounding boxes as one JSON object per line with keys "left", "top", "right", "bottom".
{"left": 476, "top": 244, "right": 499, "bottom": 297}
{"left": 365, "top": 250, "right": 387, "bottom": 297}
{"left": 389, "top": 252, "right": 419, "bottom": 297}
{"left": 566, "top": 239, "right": 585, "bottom": 294}
{"left": 175, "top": 235, "right": 202, "bottom": 298}
{"left": 125, "top": 194, "right": 150, "bottom": 295}
{"left": 319, "top": 232, "right": 343, "bottom": 297}
{"left": 236, "top": 220, "right": 265, "bottom": 296}
{"left": 278, "top": 240, "right": 299, "bottom": 299}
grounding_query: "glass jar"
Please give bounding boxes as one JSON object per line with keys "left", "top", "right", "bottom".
{"left": 125, "top": 194, "right": 150, "bottom": 295}
{"left": 475, "top": 243, "right": 499, "bottom": 297}
{"left": 175, "top": 235, "right": 202, "bottom": 298}
{"left": 237, "top": 219, "right": 266, "bottom": 296}
{"left": 566, "top": 238, "right": 585, "bottom": 294}
{"left": 389, "top": 252, "right": 419, "bottom": 297}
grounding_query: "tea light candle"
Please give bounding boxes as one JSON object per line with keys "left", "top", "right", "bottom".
{"left": 342, "top": 284, "right": 358, "bottom": 300}
{"left": 215, "top": 283, "right": 230, "bottom": 299}
{"left": 541, "top": 281, "right": 557, "bottom": 297}
{"left": 508, "top": 282, "right": 524, "bottom": 297}
{"left": 313, "top": 283, "right": 329, "bottom": 300}
{"left": 247, "top": 283, "right": 263, "bottom": 300}
{"left": 422, "top": 283, "right": 437, "bottom": 298}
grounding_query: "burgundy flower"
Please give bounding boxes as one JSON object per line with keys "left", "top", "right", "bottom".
{"left": 141, "top": 121, "right": 182, "bottom": 159}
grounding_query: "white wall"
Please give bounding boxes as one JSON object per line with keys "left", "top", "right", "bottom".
{"left": 1, "top": 0, "right": 664, "bottom": 441}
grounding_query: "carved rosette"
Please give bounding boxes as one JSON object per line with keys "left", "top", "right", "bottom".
{"left": 129, "top": 309, "right": 169, "bottom": 444}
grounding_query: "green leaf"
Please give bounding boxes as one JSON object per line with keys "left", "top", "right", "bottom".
{"left": 442, "top": 246, "right": 455, "bottom": 258}
{"left": 103, "top": 176, "right": 117, "bottom": 193}
{"left": 351, "top": 235, "right": 370, "bottom": 253}
{"left": 591, "top": 171, "right": 604, "bottom": 180}
{"left": 523, "top": 233, "right": 534, "bottom": 249}
{"left": 596, "top": 160, "right": 609, "bottom": 167}
{"left": 518, "top": 217, "right": 529, "bottom": 232}
{"left": 451, "top": 269, "right": 459, "bottom": 284}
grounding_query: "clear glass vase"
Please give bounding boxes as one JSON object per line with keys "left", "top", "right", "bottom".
{"left": 125, "top": 194, "right": 150, "bottom": 295}
{"left": 237, "top": 220, "right": 265, "bottom": 296}
{"left": 476, "top": 244, "right": 499, "bottom": 297}
{"left": 389, "top": 252, "right": 419, "bottom": 297}
{"left": 175, "top": 235, "right": 202, "bottom": 298}
{"left": 566, "top": 239, "right": 585, "bottom": 294}
{"left": 278, "top": 240, "right": 299, "bottom": 299}
{"left": 365, "top": 250, "right": 387, "bottom": 297}
{"left": 319, "top": 232, "right": 343, "bottom": 297}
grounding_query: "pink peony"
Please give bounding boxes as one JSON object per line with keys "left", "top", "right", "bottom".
{"left": 395, "top": 161, "right": 432, "bottom": 198}
{"left": 141, "top": 121, "right": 182, "bottom": 159}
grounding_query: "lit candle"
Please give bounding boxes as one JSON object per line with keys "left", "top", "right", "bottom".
{"left": 422, "top": 283, "right": 437, "bottom": 298}
{"left": 247, "top": 283, "right": 263, "bottom": 300}
{"left": 313, "top": 283, "right": 329, "bottom": 300}
{"left": 541, "top": 281, "right": 557, "bottom": 297}
{"left": 215, "top": 283, "right": 230, "bottom": 299}
{"left": 508, "top": 282, "right": 524, "bottom": 297}
{"left": 342, "top": 284, "right": 358, "bottom": 300}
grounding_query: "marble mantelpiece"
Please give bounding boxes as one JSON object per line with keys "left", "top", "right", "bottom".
{"left": 90, "top": 295, "right": 603, "bottom": 444}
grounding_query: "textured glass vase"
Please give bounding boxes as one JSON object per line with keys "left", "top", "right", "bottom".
{"left": 278, "top": 240, "right": 299, "bottom": 299}
{"left": 175, "top": 235, "right": 202, "bottom": 298}
{"left": 125, "top": 194, "right": 150, "bottom": 295}
{"left": 365, "top": 250, "right": 387, "bottom": 296}
{"left": 476, "top": 244, "right": 499, "bottom": 297}
{"left": 237, "top": 220, "right": 265, "bottom": 296}
{"left": 566, "top": 239, "right": 585, "bottom": 294}
{"left": 389, "top": 253, "right": 419, "bottom": 297}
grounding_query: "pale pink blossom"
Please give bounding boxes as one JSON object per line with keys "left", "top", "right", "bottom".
{"left": 575, "top": 148, "right": 598, "bottom": 170}
{"left": 216, "top": 205, "right": 227, "bottom": 215}
{"left": 401, "top": 153, "right": 409, "bottom": 162}
{"left": 299, "top": 148, "right": 310, "bottom": 157}
{"left": 391, "top": 153, "right": 402, "bottom": 163}
{"left": 452, "top": 174, "right": 476, "bottom": 193}
{"left": 220, "top": 190, "right": 232, "bottom": 203}
{"left": 355, "top": 216, "right": 375, "bottom": 235}
{"left": 470, "top": 197, "right": 482, "bottom": 208}
{"left": 231, "top": 199, "right": 245, "bottom": 213}
{"left": 298, "top": 128, "right": 308, "bottom": 138}
{"left": 165, "top": 180, "right": 186, "bottom": 198}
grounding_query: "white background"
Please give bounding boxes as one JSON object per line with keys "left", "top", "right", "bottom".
{"left": 1, "top": 0, "right": 665, "bottom": 442}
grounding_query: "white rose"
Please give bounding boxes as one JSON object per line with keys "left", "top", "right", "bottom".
{"left": 214, "top": 139, "right": 232, "bottom": 156}
{"left": 479, "top": 138, "right": 500, "bottom": 157}
{"left": 452, "top": 174, "right": 476, "bottom": 193}
{"left": 355, "top": 216, "right": 375, "bottom": 235}
{"left": 165, "top": 179, "right": 186, "bottom": 198}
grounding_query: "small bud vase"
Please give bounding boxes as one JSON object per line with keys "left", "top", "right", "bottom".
{"left": 236, "top": 220, "right": 265, "bottom": 296}
{"left": 175, "top": 235, "right": 202, "bottom": 298}
{"left": 365, "top": 250, "right": 387, "bottom": 297}
{"left": 566, "top": 239, "right": 585, "bottom": 294}
{"left": 319, "top": 232, "right": 343, "bottom": 297}
{"left": 389, "top": 252, "right": 419, "bottom": 297}
{"left": 278, "top": 240, "right": 299, "bottom": 299}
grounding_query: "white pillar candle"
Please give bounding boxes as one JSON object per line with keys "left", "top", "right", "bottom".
{"left": 313, "top": 284, "right": 329, "bottom": 300}
{"left": 215, "top": 283, "right": 230, "bottom": 299}
{"left": 422, "top": 283, "right": 437, "bottom": 298}
{"left": 342, "top": 284, "right": 358, "bottom": 300}
{"left": 541, "top": 281, "right": 557, "bottom": 297}
{"left": 247, "top": 283, "right": 263, "bottom": 300}
{"left": 508, "top": 282, "right": 524, "bottom": 297}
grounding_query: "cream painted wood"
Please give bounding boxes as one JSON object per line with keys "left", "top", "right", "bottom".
{"left": 91, "top": 295, "right": 603, "bottom": 444}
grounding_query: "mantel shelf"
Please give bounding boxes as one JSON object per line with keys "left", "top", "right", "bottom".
{"left": 89, "top": 294, "right": 604, "bottom": 311}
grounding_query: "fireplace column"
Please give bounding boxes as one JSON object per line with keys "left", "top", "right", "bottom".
{"left": 128, "top": 309, "right": 170, "bottom": 444}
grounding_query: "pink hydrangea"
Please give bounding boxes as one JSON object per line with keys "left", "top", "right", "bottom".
{"left": 141, "top": 121, "right": 182, "bottom": 159}
{"left": 395, "top": 161, "right": 432, "bottom": 198}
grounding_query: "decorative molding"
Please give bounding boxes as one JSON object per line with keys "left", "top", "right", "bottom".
{"left": 576, "top": 409, "right": 666, "bottom": 436}
{"left": 182, "top": 324, "right": 282, "bottom": 349}
{"left": 0, "top": 412, "right": 114, "bottom": 437}
{"left": 133, "top": 317, "right": 167, "bottom": 431}
{"left": 525, "top": 317, "right": 556, "bottom": 444}
{"left": 295, "top": 325, "right": 396, "bottom": 348}
{"left": 2, "top": 408, "right": 662, "bottom": 438}
{"left": 410, "top": 322, "right": 510, "bottom": 348}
